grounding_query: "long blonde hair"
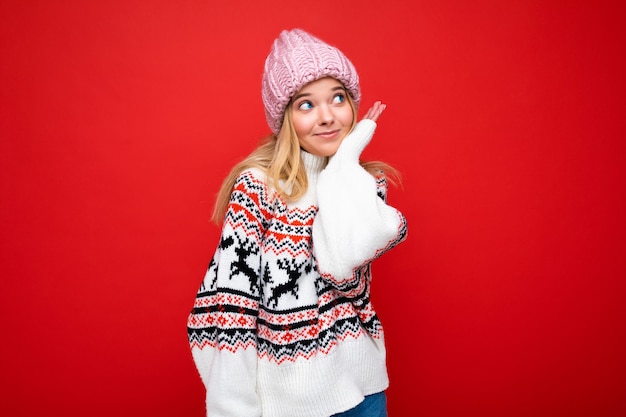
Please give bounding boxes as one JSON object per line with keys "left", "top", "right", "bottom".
{"left": 211, "top": 94, "right": 400, "bottom": 224}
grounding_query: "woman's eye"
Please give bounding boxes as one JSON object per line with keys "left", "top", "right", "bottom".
{"left": 298, "top": 101, "right": 313, "bottom": 110}
{"left": 332, "top": 93, "right": 345, "bottom": 104}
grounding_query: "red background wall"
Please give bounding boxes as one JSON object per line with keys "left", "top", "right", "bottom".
{"left": 1, "top": 1, "right": 624, "bottom": 416}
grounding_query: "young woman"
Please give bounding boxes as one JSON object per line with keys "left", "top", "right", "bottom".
{"left": 187, "top": 28, "right": 408, "bottom": 417}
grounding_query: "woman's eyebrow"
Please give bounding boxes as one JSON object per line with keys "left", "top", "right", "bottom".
{"left": 292, "top": 86, "right": 346, "bottom": 102}
{"left": 292, "top": 92, "right": 311, "bottom": 102}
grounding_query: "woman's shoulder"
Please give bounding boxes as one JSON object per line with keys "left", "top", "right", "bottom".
{"left": 230, "top": 167, "right": 283, "bottom": 224}
{"left": 236, "top": 166, "right": 266, "bottom": 181}
{"left": 232, "top": 167, "right": 279, "bottom": 202}
{"left": 233, "top": 167, "right": 269, "bottom": 192}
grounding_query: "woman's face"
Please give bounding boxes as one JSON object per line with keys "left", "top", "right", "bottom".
{"left": 290, "top": 77, "right": 355, "bottom": 157}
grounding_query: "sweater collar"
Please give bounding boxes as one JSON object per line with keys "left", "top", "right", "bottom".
{"left": 301, "top": 150, "right": 327, "bottom": 175}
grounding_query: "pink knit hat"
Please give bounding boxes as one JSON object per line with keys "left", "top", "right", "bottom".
{"left": 262, "top": 29, "right": 361, "bottom": 134}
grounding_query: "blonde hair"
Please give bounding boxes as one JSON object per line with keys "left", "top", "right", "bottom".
{"left": 211, "top": 94, "right": 400, "bottom": 224}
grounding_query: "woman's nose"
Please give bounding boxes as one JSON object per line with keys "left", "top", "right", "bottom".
{"left": 318, "top": 105, "right": 334, "bottom": 125}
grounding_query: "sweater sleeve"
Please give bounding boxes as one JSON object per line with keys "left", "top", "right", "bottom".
{"left": 312, "top": 119, "right": 408, "bottom": 283}
{"left": 187, "top": 170, "right": 269, "bottom": 417}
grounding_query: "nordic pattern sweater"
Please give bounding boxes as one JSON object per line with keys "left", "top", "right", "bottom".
{"left": 187, "top": 121, "right": 408, "bottom": 417}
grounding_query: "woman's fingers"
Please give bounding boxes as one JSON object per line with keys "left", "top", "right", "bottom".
{"left": 363, "top": 101, "right": 386, "bottom": 122}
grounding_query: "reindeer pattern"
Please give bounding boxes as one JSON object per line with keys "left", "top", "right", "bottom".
{"left": 263, "top": 257, "right": 313, "bottom": 308}
{"left": 201, "top": 232, "right": 263, "bottom": 297}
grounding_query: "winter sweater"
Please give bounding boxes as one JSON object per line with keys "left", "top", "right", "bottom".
{"left": 187, "top": 120, "right": 408, "bottom": 417}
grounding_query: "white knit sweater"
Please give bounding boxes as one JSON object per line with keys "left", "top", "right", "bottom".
{"left": 187, "top": 120, "right": 408, "bottom": 417}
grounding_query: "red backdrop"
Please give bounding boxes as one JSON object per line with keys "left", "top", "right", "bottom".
{"left": 1, "top": 1, "right": 625, "bottom": 416}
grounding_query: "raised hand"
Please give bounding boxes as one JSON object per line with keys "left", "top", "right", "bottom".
{"left": 332, "top": 100, "right": 386, "bottom": 162}
{"left": 362, "top": 101, "right": 387, "bottom": 122}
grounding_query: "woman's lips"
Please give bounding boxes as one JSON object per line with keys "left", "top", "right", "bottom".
{"left": 315, "top": 130, "right": 339, "bottom": 139}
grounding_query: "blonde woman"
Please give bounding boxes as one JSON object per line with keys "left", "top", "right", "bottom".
{"left": 187, "top": 28, "right": 408, "bottom": 417}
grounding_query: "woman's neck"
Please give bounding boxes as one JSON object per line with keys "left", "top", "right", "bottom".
{"left": 301, "top": 150, "right": 327, "bottom": 175}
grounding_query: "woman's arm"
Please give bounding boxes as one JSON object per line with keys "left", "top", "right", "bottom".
{"left": 187, "top": 170, "right": 269, "bottom": 417}
{"left": 312, "top": 102, "right": 408, "bottom": 285}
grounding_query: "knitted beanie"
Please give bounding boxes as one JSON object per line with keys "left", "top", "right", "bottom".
{"left": 262, "top": 29, "right": 361, "bottom": 134}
